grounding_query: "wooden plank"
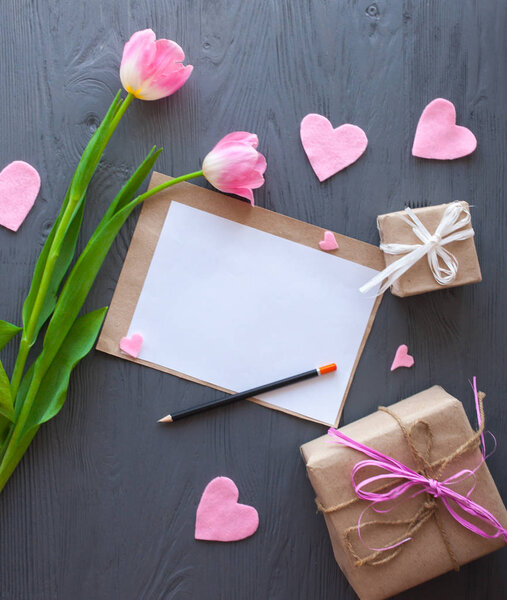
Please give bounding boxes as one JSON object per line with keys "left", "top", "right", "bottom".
{"left": 0, "top": 1, "right": 505, "bottom": 598}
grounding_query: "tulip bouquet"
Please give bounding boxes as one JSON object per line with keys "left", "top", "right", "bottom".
{"left": 0, "top": 29, "right": 266, "bottom": 494}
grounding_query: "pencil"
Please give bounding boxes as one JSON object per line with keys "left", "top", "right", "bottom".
{"left": 158, "top": 363, "right": 337, "bottom": 423}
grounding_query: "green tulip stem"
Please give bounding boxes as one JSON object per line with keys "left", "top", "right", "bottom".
{"left": 136, "top": 170, "right": 204, "bottom": 204}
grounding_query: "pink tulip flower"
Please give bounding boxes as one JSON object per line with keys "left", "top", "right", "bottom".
{"left": 120, "top": 29, "right": 193, "bottom": 101}
{"left": 202, "top": 132, "right": 267, "bottom": 205}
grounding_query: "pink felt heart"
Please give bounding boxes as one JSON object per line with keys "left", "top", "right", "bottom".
{"left": 412, "top": 98, "right": 477, "bottom": 160}
{"left": 119, "top": 333, "right": 143, "bottom": 358}
{"left": 319, "top": 231, "right": 339, "bottom": 251}
{"left": 300, "top": 114, "right": 368, "bottom": 181}
{"left": 195, "top": 477, "right": 259, "bottom": 542}
{"left": 390, "top": 344, "right": 415, "bottom": 371}
{"left": 0, "top": 161, "right": 41, "bottom": 232}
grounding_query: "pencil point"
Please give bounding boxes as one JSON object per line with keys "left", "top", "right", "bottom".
{"left": 158, "top": 414, "right": 173, "bottom": 423}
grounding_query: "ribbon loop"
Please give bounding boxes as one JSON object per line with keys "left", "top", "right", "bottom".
{"left": 360, "top": 202, "right": 475, "bottom": 295}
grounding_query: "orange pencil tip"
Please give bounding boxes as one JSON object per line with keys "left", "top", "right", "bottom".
{"left": 319, "top": 363, "right": 337, "bottom": 375}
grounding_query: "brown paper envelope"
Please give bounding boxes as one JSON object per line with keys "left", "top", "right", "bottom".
{"left": 97, "top": 172, "right": 384, "bottom": 426}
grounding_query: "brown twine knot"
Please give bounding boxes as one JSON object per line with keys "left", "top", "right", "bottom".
{"left": 316, "top": 392, "right": 486, "bottom": 570}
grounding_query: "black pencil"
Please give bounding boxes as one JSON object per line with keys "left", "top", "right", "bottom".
{"left": 158, "top": 363, "right": 337, "bottom": 423}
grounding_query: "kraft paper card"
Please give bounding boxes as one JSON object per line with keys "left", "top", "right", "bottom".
{"left": 97, "top": 172, "right": 384, "bottom": 426}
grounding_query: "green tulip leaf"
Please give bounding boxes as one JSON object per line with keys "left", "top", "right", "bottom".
{"left": 0, "top": 320, "right": 22, "bottom": 351}
{"left": 21, "top": 306, "right": 107, "bottom": 432}
{"left": 21, "top": 199, "right": 86, "bottom": 343}
{"left": 0, "top": 307, "right": 105, "bottom": 486}
{"left": 0, "top": 361, "right": 14, "bottom": 422}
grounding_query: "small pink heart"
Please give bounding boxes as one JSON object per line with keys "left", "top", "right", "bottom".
{"left": 391, "top": 344, "right": 415, "bottom": 371}
{"left": 319, "top": 231, "right": 339, "bottom": 251}
{"left": 300, "top": 114, "right": 368, "bottom": 182}
{"left": 412, "top": 98, "right": 477, "bottom": 160}
{"left": 0, "top": 161, "right": 41, "bottom": 232}
{"left": 119, "top": 333, "right": 143, "bottom": 358}
{"left": 195, "top": 477, "right": 259, "bottom": 542}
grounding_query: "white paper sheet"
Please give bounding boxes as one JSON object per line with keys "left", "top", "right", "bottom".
{"left": 128, "top": 202, "right": 380, "bottom": 425}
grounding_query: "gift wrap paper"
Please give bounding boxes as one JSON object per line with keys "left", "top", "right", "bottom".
{"left": 301, "top": 386, "right": 507, "bottom": 600}
{"left": 377, "top": 202, "right": 481, "bottom": 297}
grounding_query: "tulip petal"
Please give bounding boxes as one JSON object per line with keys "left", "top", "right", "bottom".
{"left": 140, "top": 64, "right": 193, "bottom": 100}
{"left": 222, "top": 186, "right": 255, "bottom": 204}
{"left": 214, "top": 132, "right": 259, "bottom": 150}
{"left": 254, "top": 152, "right": 267, "bottom": 175}
{"left": 243, "top": 171, "right": 265, "bottom": 189}
{"left": 120, "top": 30, "right": 157, "bottom": 95}
{"left": 203, "top": 143, "right": 258, "bottom": 186}
{"left": 122, "top": 29, "right": 156, "bottom": 64}
{"left": 153, "top": 39, "right": 185, "bottom": 70}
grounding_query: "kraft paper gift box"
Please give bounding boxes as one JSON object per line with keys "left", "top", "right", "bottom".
{"left": 301, "top": 386, "right": 507, "bottom": 600}
{"left": 372, "top": 201, "right": 481, "bottom": 297}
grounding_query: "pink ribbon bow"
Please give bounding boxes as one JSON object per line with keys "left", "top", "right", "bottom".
{"left": 328, "top": 378, "right": 507, "bottom": 552}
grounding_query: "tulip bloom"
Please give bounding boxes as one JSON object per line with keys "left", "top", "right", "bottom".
{"left": 120, "top": 29, "right": 193, "bottom": 101}
{"left": 202, "top": 132, "right": 267, "bottom": 204}
{"left": 134, "top": 132, "right": 266, "bottom": 209}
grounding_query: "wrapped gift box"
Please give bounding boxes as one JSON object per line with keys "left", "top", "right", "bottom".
{"left": 301, "top": 386, "right": 507, "bottom": 600}
{"left": 376, "top": 201, "right": 481, "bottom": 297}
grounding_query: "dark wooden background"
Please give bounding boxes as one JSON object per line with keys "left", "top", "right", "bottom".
{"left": 0, "top": 1, "right": 505, "bottom": 598}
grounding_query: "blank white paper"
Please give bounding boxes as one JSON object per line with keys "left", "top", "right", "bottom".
{"left": 128, "top": 202, "right": 380, "bottom": 425}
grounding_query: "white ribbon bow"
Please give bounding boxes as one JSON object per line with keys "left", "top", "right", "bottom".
{"left": 360, "top": 202, "right": 474, "bottom": 296}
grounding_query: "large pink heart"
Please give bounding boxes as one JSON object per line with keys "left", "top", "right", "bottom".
{"left": 300, "top": 114, "right": 368, "bottom": 181}
{"left": 0, "top": 161, "right": 41, "bottom": 231}
{"left": 195, "top": 477, "right": 259, "bottom": 542}
{"left": 412, "top": 98, "right": 477, "bottom": 160}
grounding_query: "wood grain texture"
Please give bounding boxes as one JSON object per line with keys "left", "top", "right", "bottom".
{"left": 0, "top": 1, "right": 505, "bottom": 599}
